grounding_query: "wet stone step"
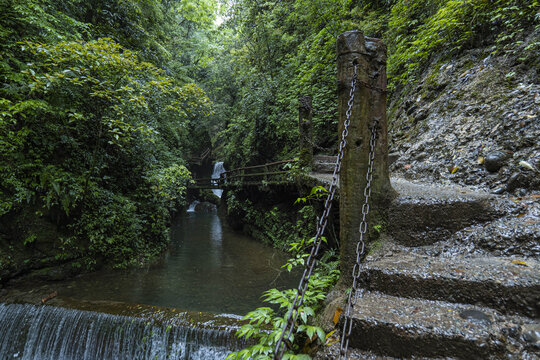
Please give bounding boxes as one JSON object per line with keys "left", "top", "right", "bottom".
{"left": 313, "top": 155, "right": 338, "bottom": 163}
{"left": 388, "top": 178, "right": 502, "bottom": 246}
{"left": 345, "top": 291, "right": 537, "bottom": 359}
{"left": 314, "top": 343, "right": 455, "bottom": 359}
{"left": 359, "top": 253, "right": 540, "bottom": 317}
{"left": 313, "top": 162, "right": 337, "bottom": 173}
{"left": 313, "top": 155, "right": 338, "bottom": 173}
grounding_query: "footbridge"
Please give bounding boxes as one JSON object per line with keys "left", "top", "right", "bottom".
{"left": 189, "top": 159, "right": 298, "bottom": 189}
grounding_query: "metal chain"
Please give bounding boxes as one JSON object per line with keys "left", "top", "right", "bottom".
{"left": 273, "top": 63, "right": 358, "bottom": 360}
{"left": 339, "top": 117, "right": 379, "bottom": 359}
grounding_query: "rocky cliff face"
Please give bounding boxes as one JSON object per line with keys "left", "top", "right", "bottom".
{"left": 388, "top": 29, "right": 539, "bottom": 196}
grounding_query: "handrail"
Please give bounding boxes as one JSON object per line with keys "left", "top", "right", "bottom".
{"left": 200, "top": 148, "right": 211, "bottom": 160}
{"left": 190, "top": 159, "right": 297, "bottom": 188}
{"left": 223, "top": 159, "right": 296, "bottom": 175}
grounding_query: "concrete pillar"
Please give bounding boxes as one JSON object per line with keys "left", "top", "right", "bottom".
{"left": 337, "top": 31, "right": 395, "bottom": 285}
{"left": 298, "top": 96, "right": 313, "bottom": 168}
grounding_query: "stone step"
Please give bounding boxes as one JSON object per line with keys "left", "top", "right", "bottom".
{"left": 343, "top": 291, "right": 537, "bottom": 359}
{"left": 313, "top": 155, "right": 337, "bottom": 163}
{"left": 313, "top": 155, "right": 338, "bottom": 173}
{"left": 360, "top": 253, "right": 540, "bottom": 317}
{"left": 313, "top": 162, "right": 336, "bottom": 173}
{"left": 388, "top": 178, "right": 503, "bottom": 246}
{"left": 314, "top": 343, "right": 454, "bottom": 359}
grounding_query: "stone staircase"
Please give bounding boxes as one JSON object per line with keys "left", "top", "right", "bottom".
{"left": 313, "top": 155, "right": 339, "bottom": 174}
{"left": 316, "top": 178, "right": 539, "bottom": 359}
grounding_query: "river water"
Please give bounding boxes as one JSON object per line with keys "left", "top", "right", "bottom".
{"left": 55, "top": 210, "right": 298, "bottom": 315}
{"left": 0, "top": 209, "right": 299, "bottom": 359}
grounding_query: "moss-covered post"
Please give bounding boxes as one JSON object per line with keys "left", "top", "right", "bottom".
{"left": 337, "top": 31, "right": 395, "bottom": 285}
{"left": 298, "top": 96, "right": 313, "bottom": 168}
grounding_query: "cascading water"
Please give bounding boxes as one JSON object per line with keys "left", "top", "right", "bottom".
{"left": 187, "top": 200, "right": 200, "bottom": 212}
{"left": 0, "top": 303, "right": 242, "bottom": 360}
{"left": 211, "top": 162, "right": 226, "bottom": 198}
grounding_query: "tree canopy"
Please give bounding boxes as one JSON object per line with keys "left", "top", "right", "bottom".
{"left": 0, "top": 0, "right": 214, "bottom": 267}
{"left": 1, "top": 0, "right": 537, "bottom": 268}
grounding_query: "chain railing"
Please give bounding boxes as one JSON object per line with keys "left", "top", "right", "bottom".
{"left": 339, "top": 117, "right": 379, "bottom": 359}
{"left": 273, "top": 63, "right": 359, "bottom": 360}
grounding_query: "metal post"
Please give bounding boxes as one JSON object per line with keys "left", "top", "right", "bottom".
{"left": 337, "top": 31, "right": 395, "bottom": 285}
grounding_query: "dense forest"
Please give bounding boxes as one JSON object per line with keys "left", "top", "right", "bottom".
{"left": 1, "top": 0, "right": 538, "bottom": 273}
{"left": 0, "top": 1, "right": 538, "bottom": 359}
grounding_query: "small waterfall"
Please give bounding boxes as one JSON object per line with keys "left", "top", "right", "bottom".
{"left": 0, "top": 303, "right": 242, "bottom": 360}
{"left": 211, "top": 162, "right": 226, "bottom": 198}
{"left": 187, "top": 200, "right": 200, "bottom": 213}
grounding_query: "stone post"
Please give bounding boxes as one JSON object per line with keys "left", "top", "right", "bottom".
{"left": 298, "top": 96, "right": 313, "bottom": 168}
{"left": 337, "top": 31, "right": 395, "bottom": 285}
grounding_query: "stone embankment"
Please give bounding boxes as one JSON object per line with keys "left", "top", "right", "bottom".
{"left": 310, "top": 161, "right": 539, "bottom": 359}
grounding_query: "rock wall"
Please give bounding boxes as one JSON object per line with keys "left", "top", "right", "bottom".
{"left": 388, "top": 29, "right": 539, "bottom": 196}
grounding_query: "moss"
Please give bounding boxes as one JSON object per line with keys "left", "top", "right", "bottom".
{"left": 367, "top": 239, "right": 383, "bottom": 256}
{"left": 197, "top": 189, "right": 221, "bottom": 205}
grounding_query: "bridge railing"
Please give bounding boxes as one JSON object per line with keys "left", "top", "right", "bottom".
{"left": 191, "top": 159, "right": 297, "bottom": 189}
{"left": 189, "top": 148, "right": 212, "bottom": 165}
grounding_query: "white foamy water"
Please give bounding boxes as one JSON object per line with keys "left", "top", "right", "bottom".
{"left": 187, "top": 200, "right": 200, "bottom": 212}
{"left": 211, "top": 162, "right": 226, "bottom": 198}
{"left": 0, "top": 303, "right": 238, "bottom": 360}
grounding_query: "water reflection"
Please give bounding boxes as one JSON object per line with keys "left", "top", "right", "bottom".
{"left": 57, "top": 211, "right": 298, "bottom": 315}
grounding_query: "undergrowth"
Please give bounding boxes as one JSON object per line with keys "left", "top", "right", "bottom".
{"left": 226, "top": 186, "right": 339, "bottom": 360}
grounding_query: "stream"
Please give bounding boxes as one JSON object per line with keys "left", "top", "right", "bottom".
{"left": 56, "top": 210, "right": 298, "bottom": 315}
{"left": 0, "top": 202, "right": 299, "bottom": 359}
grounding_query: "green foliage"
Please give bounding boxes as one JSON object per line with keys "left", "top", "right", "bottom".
{"left": 226, "top": 187, "right": 339, "bottom": 359}
{"left": 205, "top": 0, "right": 538, "bottom": 169}
{"left": 0, "top": 1, "right": 214, "bottom": 268}
{"left": 227, "top": 242, "right": 339, "bottom": 360}
{"left": 207, "top": 0, "right": 368, "bottom": 168}
{"left": 387, "top": 0, "right": 539, "bottom": 89}
{"left": 294, "top": 186, "right": 328, "bottom": 205}
{"left": 226, "top": 190, "right": 318, "bottom": 250}
{"left": 68, "top": 190, "right": 145, "bottom": 267}
{"left": 148, "top": 164, "right": 193, "bottom": 210}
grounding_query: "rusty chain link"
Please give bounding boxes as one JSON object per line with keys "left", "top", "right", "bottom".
{"left": 274, "top": 63, "right": 358, "bottom": 360}
{"left": 339, "top": 117, "right": 379, "bottom": 359}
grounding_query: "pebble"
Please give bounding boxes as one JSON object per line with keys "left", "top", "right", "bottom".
{"left": 522, "top": 324, "right": 540, "bottom": 344}
{"left": 485, "top": 151, "right": 508, "bottom": 172}
{"left": 459, "top": 309, "right": 492, "bottom": 323}
{"left": 507, "top": 173, "right": 522, "bottom": 192}
{"left": 414, "top": 109, "right": 428, "bottom": 123}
